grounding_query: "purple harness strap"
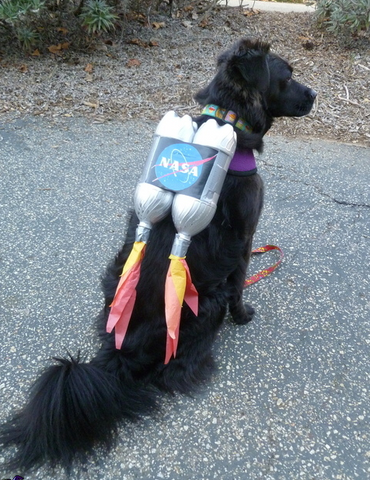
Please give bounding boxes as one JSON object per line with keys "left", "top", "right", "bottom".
{"left": 228, "top": 149, "right": 257, "bottom": 176}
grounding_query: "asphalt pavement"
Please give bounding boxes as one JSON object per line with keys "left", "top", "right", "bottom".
{"left": 0, "top": 115, "right": 369, "bottom": 480}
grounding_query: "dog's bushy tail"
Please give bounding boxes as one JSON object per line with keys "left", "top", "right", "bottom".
{"left": 0, "top": 353, "right": 156, "bottom": 473}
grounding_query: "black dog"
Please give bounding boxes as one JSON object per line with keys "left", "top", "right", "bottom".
{"left": 0, "top": 38, "right": 316, "bottom": 473}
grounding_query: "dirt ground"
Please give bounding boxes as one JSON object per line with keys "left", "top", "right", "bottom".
{"left": 1, "top": 6, "right": 369, "bottom": 146}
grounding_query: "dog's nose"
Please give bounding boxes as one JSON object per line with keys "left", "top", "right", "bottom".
{"left": 307, "top": 88, "right": 317, "bottom": 100}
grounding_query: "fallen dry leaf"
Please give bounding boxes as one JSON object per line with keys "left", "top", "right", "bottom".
{"left": 56, "top": 27, "right": 68, "bottom": 35}
{"left": 48, "top": 44, "right": 60, "bottom": 54}
{"left": 83, "top": 101, "right": 99, "bottom": 108}
{"left": 31, "top": 49, "right": 41, "bottom": 56}
{"left": 127, "top": 12, "right": 147, "bottom": 23}
{"left": 152, "top": 21, "right": 165, "bottom": 29}
{"left": 198, "top": 18, "right": 209, "bottom": 28}
{"left": 126, "top": 58, "right": 141, "bottom": 67}
{"left": 130, "top": 38, "right": 148, "bottom": 48}
{"left": 242, "top": 8, "right": 260, "bottom": 16}
{"left": 48, "top": 43, "right": 70, "bottom": 54}
{"left": 19, "top": 64, "right": 28, "bottom": 73}
{"left": 84, "top": 63, "right": 94, "bottom": 73}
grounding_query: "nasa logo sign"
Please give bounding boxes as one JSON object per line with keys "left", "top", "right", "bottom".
{"left": 153, "top": 143, "right": 216, "bottom": 192}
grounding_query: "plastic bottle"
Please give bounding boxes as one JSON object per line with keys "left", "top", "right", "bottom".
{"left": 170, "top": 120, "right": 236, "bottom": 257}
{"left": 134, "top": 111, "right": 197, "bottom": 242}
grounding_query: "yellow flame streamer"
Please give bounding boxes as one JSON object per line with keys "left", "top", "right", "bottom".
{"left": 164, "top": 254, "right": 198, "bottom": 364}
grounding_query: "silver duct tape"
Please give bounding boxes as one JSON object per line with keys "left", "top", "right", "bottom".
{"left": 170, "top": 233, "right": 192, "bottom": 258}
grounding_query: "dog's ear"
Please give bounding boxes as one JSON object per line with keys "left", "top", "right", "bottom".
{"left": 219, "top": 39, "right": 271, "bottom": 92}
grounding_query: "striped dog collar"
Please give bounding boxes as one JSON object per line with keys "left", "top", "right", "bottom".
{"left": 201, "top": 104, "right": 252, "bottom": 133}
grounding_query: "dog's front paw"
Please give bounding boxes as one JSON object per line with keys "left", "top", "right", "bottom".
{"left": 230, "top": 303, "right": 255, "bottom": 325}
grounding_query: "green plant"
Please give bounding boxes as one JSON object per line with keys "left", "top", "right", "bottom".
{"left": 0, "top": 0, "right": 44, "bottom": 23}
{"left": 316, "top": 0, "right": 370, "bottom": 34}
{"left": 80, "top": 0, "right": 118, "bottom": 34}
{"left": 0, "top": 0, "right": 121, "bottom": 50}
{"left": 0, "top": 0, "right": 45, "bottom": 48}
{"left": 15, "top": 24, "right": 39, "bottom": 48}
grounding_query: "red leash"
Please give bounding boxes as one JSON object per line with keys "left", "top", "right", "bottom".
{"left": 244, "top": 245, "right": 284, "bottom": 287}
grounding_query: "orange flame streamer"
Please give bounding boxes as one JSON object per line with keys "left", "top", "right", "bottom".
{"left": 106, "top": 241, "right": 146, "bottom": 349}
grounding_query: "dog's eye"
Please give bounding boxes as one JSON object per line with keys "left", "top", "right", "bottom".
{"left": 280, "top": 77, "right": 292, "bottom": 89}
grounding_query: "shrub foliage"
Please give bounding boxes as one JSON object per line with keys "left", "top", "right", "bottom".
{"left": 0, "top": 0, "right": 121, "bottom": 49}
{"left": 316, "top": 0, "right": 370, "bottom": 35}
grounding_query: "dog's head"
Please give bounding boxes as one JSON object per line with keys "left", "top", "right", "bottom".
{"left": 195, "top": 38, "right": 316, "bottom": 150}
{"left": 265, "top": 53, "right": 316, "bottom": 118}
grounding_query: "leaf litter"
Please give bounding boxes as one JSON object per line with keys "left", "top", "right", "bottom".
{"left": 0, "top": 7, "right": 369, "bottom": 146}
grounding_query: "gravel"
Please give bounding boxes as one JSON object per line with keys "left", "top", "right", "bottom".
{"left": 1, "top": 7, "right": 369, "bottom": 145}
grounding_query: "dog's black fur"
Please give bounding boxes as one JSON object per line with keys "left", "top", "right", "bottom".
{"left": 0, "top": 38, "right": 316, "bottom": 473}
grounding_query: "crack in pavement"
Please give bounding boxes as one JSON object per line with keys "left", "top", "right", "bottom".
{"left": 259, "top": 160, "right": 370, "bottom": 209}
